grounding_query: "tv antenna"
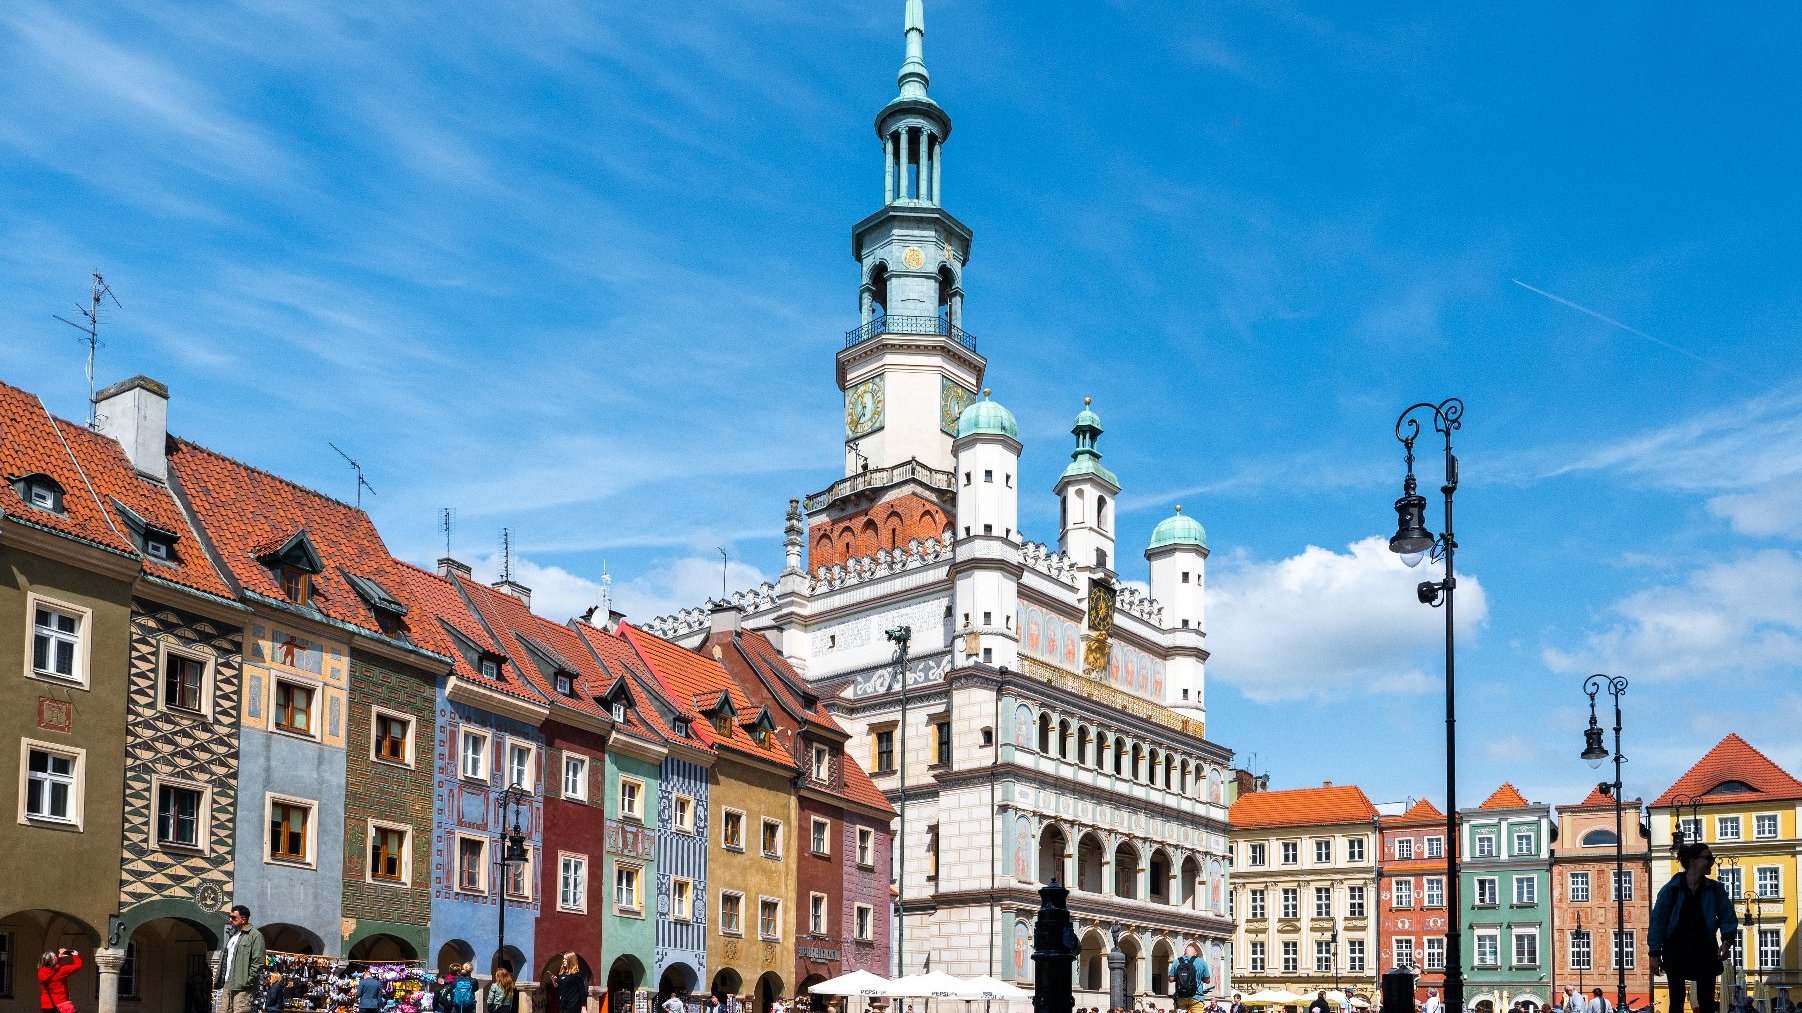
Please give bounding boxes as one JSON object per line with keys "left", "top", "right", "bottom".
{"left": 327, "top": 442, "right": 377, "bottom": 507}
{"left": 439, "top": 507, "right": 455, "bottom": 557}
{"left": 717, "top": 546, "right": 730, "bottom": 597}
{"left": 500, "top": 528, "right": 514, "bottom": 583}
{"left": 55, "top": 272, "right": 121, "bottom": 428}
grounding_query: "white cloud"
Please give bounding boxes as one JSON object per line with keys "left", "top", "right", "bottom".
{"left": 468, "top": 553, "right": 608, "bottom": 625}
{"left": 1543, "top": 550, "right": 1802, "bottom": 682}
{"left": 1708, "top": 475, "right": 1802, "bottom": 540}
{"left": 1206, "top": 536, "right": 1488, "bottom": 703}
{"left": 611, "top": 555, "right": 771, "bottom": 625}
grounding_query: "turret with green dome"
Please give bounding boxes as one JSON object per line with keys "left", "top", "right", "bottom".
{"left": 1059, "top": 397, "right": 1119, "bottom": 487}
{"left": 1149, "top": 504, "right": 1207, "bottom": 551}
{"left": 955, "top": 388, "right": 1018, "bottom": 440}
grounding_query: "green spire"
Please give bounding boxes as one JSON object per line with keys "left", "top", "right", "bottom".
{"left": 1060, "top": 397, "right": 1119, "bottom": 487}
{"left": 898, "top": 0, "right": 930, "bottom": 100}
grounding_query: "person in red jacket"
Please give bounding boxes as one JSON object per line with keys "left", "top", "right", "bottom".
{"left": 39, "top": 947, "right": 82, "bottom": 1013}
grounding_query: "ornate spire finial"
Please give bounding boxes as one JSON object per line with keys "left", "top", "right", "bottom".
{"left": 898, "top": 0, "right": 930, "bottom": 100}
{"left": 1083, "top": 396, "right": 1092, "bottom": 406}
{"left": 982, "top": 388, "right": 991, "bottom": 398}
{"left": 1175, "top": 505, "right": 1182, "bottom": 514}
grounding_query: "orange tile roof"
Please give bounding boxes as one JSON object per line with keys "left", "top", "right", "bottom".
{"left": 460, "top": 579, "right": 614, "bottom": 724}
{"left": 1652, "top": 734, "right": 1802, "bottom": 806}
{"left": 567, "top": 619, "right": 689, "bottom": 746}
{"left": 391, "top": 562, "right": 542, "bottom": 702}
{"left": 1478, "top": 782, "right": 1532, "bottom": 809}
{"left": 1383, "top": 798, "right": 1447, "bottom": 827}
{"left": 1229, "top": 784, "right": 1379, "bottom": 829}
{"left": 56, "top": 421, "right": 235, "bottom": 600}
{"left": 623, "top": 624, "right": 796, "bottom": 770}
{"left": 0, "top": 380, "right": 135, "bottom": 555}
{"left": 1565, "top": 785, "right": 1642, "bottom": 810}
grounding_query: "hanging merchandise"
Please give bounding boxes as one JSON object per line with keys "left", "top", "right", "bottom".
{"left": 258, "top": 952, "right": 440, "bottom": 1013}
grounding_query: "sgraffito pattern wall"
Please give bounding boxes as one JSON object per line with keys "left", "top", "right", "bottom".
{"left": 343, "top": 653, "right": 436, "bottom": 950}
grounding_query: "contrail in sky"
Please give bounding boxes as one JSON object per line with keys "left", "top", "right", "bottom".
{"left": 1510, "top": 278, "right": 1746, "bottom": 379}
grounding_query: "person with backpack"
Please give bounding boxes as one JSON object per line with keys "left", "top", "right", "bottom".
{"left": 1169, "top": 942, "right": 1212, "bottom": 1011}
{"left": 443, "top": 962, "right": 478, "bottom": 1013}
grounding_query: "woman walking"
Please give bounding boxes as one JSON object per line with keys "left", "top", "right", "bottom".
{"left": 39, "top": 948, "right": 82, "bottom": 1013}
{"left": 1651, "top": 842, "right": 1739, "bottom": 1013}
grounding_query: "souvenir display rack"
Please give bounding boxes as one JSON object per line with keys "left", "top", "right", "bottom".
{"left": 260, "top": 951, "right": 439, "bottom": 1012}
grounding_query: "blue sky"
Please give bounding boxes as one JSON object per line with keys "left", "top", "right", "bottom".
{"left": 5, "top": 2, "right": 1802, "bottom": 811}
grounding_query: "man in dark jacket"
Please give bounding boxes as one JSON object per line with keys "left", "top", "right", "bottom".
{"left": 214, "top": 905, "right": 268, "bottom": 1013}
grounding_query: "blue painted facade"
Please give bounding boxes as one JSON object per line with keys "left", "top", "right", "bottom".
{"left": 655, "top": 754, "right": 711, "bottom": 990}
{"left": 430, "top": 687, "right": 545, "bottom": 974}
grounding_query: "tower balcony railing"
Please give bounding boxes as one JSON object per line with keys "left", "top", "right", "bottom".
{"left": 804, "top": 457, "right": 956, "bottom": 513}
{"left": 844, "top": 314, "right": 977, "bottom": 352}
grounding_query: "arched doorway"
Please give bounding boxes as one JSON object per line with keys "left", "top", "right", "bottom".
{"left": 437, "top": 939, "right": 476, "bottom": 975}
{"left": 349, "top": 933, "right": 418, "bottom": 964}
{"left": 798, "top": 973, "right": 829, "bottom": 1013}
{"left": 1038, "top": 824, "right": 1068, "bottom": 885}
{"left": 1079, "top": 929, "right": 1106, "bottom": 993}
{"left": 1117, "top": 934, "right": 1143, "bottom": 996}
{"left": 660, "top": 963, "right": 700, "bottom": 1008}
{"left": 755, "top": 971, "right": 785, "bottom": 1013}
{"left": 1, "top": 910, "right": 101, "bottom": 1010}
{"left": 491, "top": 944, "right": 528, "bottom": 977}
{"left": 118, "top": 915, "right": 216, "bottom": 1013}
{"left": 611, "top": 955, "right": 648, "bottom": 1012}
{"left": 1113, "top": 842, "right": 1140, "bottom": 899}
{"left": 712, "top": 967, "right": 745, "bottom": 1004}
{"left": 261, "top": 922, "right": 324, "bottom": 955}
{"left": 1149, "top": 939, "right": 1174, "bottom": 997}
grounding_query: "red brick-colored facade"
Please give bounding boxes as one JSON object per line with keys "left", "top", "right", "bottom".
{"left": 1378, "top": 799, "right": 1457, "bottom": 999}
{"left": 1550, "top": 788, "right": 1654, "bottom": 1006}
{"left": 807, "top": 491, "right": 950, "bottom": 570}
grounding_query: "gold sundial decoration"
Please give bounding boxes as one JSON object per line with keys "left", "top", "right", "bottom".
{"left": 1083, "top": 578, "right": 1117, "bottom": 678}
{"left": 902, "top": 245, "right": 925, "bottom": 270}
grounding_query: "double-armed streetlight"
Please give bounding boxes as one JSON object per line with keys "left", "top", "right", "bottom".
{"left": 1387, "top": 397, "right": 1465, "bottom": 1013}
{"left": 1580, "top": 674, "right": 1630, "bottom": 1013}
{"left": 1667, "top": 794, "right": 1705, "bottom": 856}
{"left": 495, "top": 784, "right": 530, "bottom": 977}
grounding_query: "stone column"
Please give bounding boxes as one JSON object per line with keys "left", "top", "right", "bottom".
{"left": 920, "top": 130, "right": 932, "bottom": 203}
{"left": 95, "top": 946, "right": 127, "bottom": 1013}
{"left": 1108, "top": 942, "right": 1128, "bottom": 1011}
{"left": 519, "top": 980, "right": 542, "bottom": 1013}
{"left": 932, "top": 135, "right": 942, "bottom": 204}
{"left": 886, "top": 131, "right": 896, "bottom": 204}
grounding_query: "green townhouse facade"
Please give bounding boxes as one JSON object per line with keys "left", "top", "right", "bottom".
{"left": 1462, "top": 783, "right": 1554, "bottom": 1013}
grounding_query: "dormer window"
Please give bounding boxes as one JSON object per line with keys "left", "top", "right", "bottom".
{"left": 480, "top": 657, "right": 501, "bottom": 680}
{"left": 144, "top": 536, "right": 173, "bottom": 562}
{"left": 712, "top": 713, "right": 733, "bottom": 736}
{"left": 345, "top": 572, "right": 408, "bottom": 623}
{"left": 280, "top": 567, "right": 310, "bottom": 605}
{"left": 674, "top": 719, "right": 692, "bottom": 738}
{"left": 753, "top": 727, "right": 771, "bottom": 748}
{"left": 555, "top": 672, "right": 573, "bottom": 696}
{"left": 258, "top": 530, "right": 324, "bottom": 606}
{"left": 12, "top": 474, "right": 65, "bottom": 514}
{"left": 611, "top": 702, "right": 626, "bottom": 722}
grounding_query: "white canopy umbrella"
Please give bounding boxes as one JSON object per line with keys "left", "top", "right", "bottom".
{"left": 881, "top": 972, "right": 972, "bottom": 998}
{"left": 1241, "top": 991, "right": 1293, "bottom": 1006}
{"left": 954, "top": 977, "right": 1032, "bottom": 1000}
{"left": 1270, "top": 991, "right": 1308, "bottom": 1004}
{"left": 810, "top": 971, "right": 893, "bottom": 997}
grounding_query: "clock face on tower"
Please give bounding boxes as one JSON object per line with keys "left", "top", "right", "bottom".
{"left": 845, "top": 374, "right": 885, "bottom": 438}
{"left": 940, "top": 378, "right": 977, "bottom": 435}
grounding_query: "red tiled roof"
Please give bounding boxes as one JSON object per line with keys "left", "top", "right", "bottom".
{"left": 1229, "top": 784, "right": 1378, "bottom": 829}
{"left": 1653, "top": 734, "right": 1802, "bottom": 806}
{"left": 168, "top": 437, "right": 425, "bottom": 640}
{"left": 1383, "top": 798, "right": 1447, "bottom": 827}
{"left": 623, "top": 624, "right": 796, "bottom": 770}
{"left": 392, "top": 562, "right": 541, "bottom": 702}
{"left": 56, "top": 421, "right": 234, "bottom": 600}
{"left": 459, "top": 579, "right": 612, "bottom": 724}
{"left": 1479, "top": 782, "right": 1532, "bottom": 809}
{"left": 567, "top": 619, "right": 687, "bottom": 746}
{"left": 1565, "top": 785, "right": 1643, "bottom": 810}
{"left": 0, "top": 380, "right": 135, "bottom": 555}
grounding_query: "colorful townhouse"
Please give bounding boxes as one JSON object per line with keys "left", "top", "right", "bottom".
{"left": 702, "top": 607, "right": 895, "bottom": 993}
{"left": 626, "top": 621, "right": 801, "bottom": 1013}
{"left": 456, "top": 576, "right": 618, "bottom": 981}
{"left": 0, "top": 380, "right": 141, "bottom": 1013}
{"left": 1229, "top": 784, "right": 1381, "bottom": 997}
{"left": 74, "top": 379, "right": 248, "bottom": 1013}
{"left": 1377, "top": 798, "right": 1454, "bottom": 999}
{"left": 1550, "top": 787, "right": 1653, "bottom": 1006}
{"left": 574, "top": 617, "right": 715, "bottom": 1002}
{"left": 1650, "top": 735, "right": 1802, "bottom": 993}
{"left": 399, "top": 561, "right": 548, "bottom": 977}
{"left": 1460, "top": 784, "right": 1553, "bottom": 1012}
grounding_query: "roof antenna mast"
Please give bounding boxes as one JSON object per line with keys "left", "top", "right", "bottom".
{"left": 717, "top": 546, "right": 729, "bottom": 598}
{"left": 328, "top": 442, "right": 377, "bottom": 508}
{"left": 500, "top": 528, "right": 514, "bottom": 583}
{"left": 55, "top": 271, "right": 121, "bottom": 428}
{"left": 439, "top": 507, "right": 455, "bottom": 558}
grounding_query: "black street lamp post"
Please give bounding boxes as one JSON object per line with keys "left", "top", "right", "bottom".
{"left": 1388, "top": 398, "right": 1465, "bottom": 1013}
{"left": 887, "top": 625, "right": 913, "bottom": 977}
{"left": 1667, "top": 794, "right": 1704, "bottom": 857}
{"left": 495, "top": 785, "right": 530, "bottom": 977}
{"left": 1580, "top": 674, "right": 1630, "bottom": 1013}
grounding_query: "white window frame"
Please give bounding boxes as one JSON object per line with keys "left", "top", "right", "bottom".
{"left": 1424, "top": 877, "right": 1444, "bottom": 907}
{"left": 722, "top": 807, "right": 746, "bottom": 851}
{"left": 1314, "top": 838, "right": 1333, "bottom": 864}
{"left": 1613, "top": 929, "right": 1636, "bottom": 971}
{"left": 1314, "top": 886, "right": 1332, "bottom": 918}
{"left": 366, "top": 819, "right": 412, "bottom": 886}
{"left": 720, "top": 890, "right": 745, "bottom": 935}
{"left": 1346, "top": 938, "right": 1366, "bottom": 973}
{"left": 810, "top": 892, "right": 829, "bottom": 935}
{"left": 1425, "top": 937, "right": 1445, "bottom": 970}
{"left": 1249, "top": 889, "right": 1266, "bottom": 919}
{"left": 504, "top": 844, "right": 533, "bottom": 901}
{"left": 1512, "top": 928, "right": 1539, "bottom": 969}
{"left": 1281, "top": 941, "right": 1299, "bottom": 973}
{"left": 1721, "top": 866, "right": 1744, "bottom": 900}
{"left": 672, "top": 794, "right": 695, "bottom": 833}
{"left": 1570, "top": 929, "right": 1592, "bottom": 970}
{"left": 1569, "top": 870, "right": 1591, "bottom": 902}
{"left": 1755, "top": 813, "right": 1780, "bottom": 840}
{"left": 854, "top": 902, "right": 874, "bottom": 941}
{"left": 1475, "top": 930, "right": 1500, "bottom": 968}
{"left": 1247, "top": 842, "right": 1267, "bottom": 866}
{"left": 453, "top": 833, "right": 489, "bottom": 894}
{"left": 25, "top": 594, "right": 91, "bottom": 688}
{"left": 150, "top": 775, "right": 211, "bottom": 853}
{"left": 19, "top": 739, "right": 86, "bottom": 830}
{"left": 1394, "top": 879, "right": 1414, "bottom": 908}
{"left": 1348, "top": 836, "right": 1366, "bottom": 862}
{"left": 1280, "top": 887, "right": 1299, "bottom": 919}
{"left": 505, "top": 740, "right": 535, "bottom": 791}
{"left": 1249, "top": 941, "right": 1266, "bottom": 973}
{"left": 265, "top": 792, "right": 318, "bottom": 868}
{"left": 811, "top": 816, "right": 831, "bottom": 856}
{"left": 761, "top": 817, "right": 784, "bottom": 859}
{"left": 1513, "top": 828, "right": 1535, "bottom": 856}
{"left": 459, "top": 728, "right": 490, "bottom": 781}
{"left": 1475, "top": 876, "right": 1498, "bottom": 907}
{"left": 1396, "top": 838, "right": 1415, "bottom": 860}
{"left": 1280, "top": 840, "right": 1299, "bottom": 865}
{"left": 811, "top": 744, "right": 830, "bottom": 783}
{"left": 758, "top": 896, "right": 782, "bottom": 941}
{"left": 1475, "top": 834, "right": 1497, "bottom": 858}
{"left": 856, "top": 826, "right": 874, "bottom": 867}
{"left": 1759, "top": 927, "right": 1782, "bottom": 970}
{"left": 1315, "top": 939, "right": 1333, "bottom": 972}
{"left": 156, "top": 639, "right": 216, "bottom": 718}
{"left": 1514, "top": 874, "right": 1537, "bottom": 906}
{"left": 1612, "top": 869, "right": 1635, "bottom": 902}
{"left": 1394, "top": 937, "right": 1415, "bottom": 970}
{"left": 1718, "top": 815, "right": 1743, "bottom": 841}
{"left": 369, "top": 706, "right": 415, "bottom": 767}
{"left": 558, "top": 853, "right": 587, "bottom": 913}
{"left": 562, "top": 754, "right": 588, "bottom": 801}
{"left": 1679, "top": 816, "right": 1703, "bottom": 843}
{"left": 618, "top": 776, "right": 645, "bottom": 821}
{"left": 270, "top": 676, "right": 321, "bottom": 740}
{"left": 1348, "top": 884, "right": 1367, "bottom": 917}
{"left": 1756, "top": 865, "right": 1781, "bottom": 899}
{"left": 613, "top": 861, "right": 643, "bottom": 914}
{"left": 671, "top": 876, "right": 693, "bottom": 920}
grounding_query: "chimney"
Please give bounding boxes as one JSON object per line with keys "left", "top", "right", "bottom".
{"left": 438, "top": 557, "right": 472, "bottom": 579}
{"left": 494, "top": 578, "right": 532, "bottom": 610}
{"left": 606, "top": 609, "right": 627, "bottom": 634}
{"left": 709, "top": 602, "right": 742, "bottom": 636}
{"left": 1323, "top": 780, "right": 1333, "bottom": 788}
{"left": 94, "top": 376, "right": 169, "bottom": 482}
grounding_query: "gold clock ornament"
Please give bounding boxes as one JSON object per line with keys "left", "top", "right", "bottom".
{"left": 845, "top": 374, "right": 885, "bottom": 438}
{"left": 940, "top": 378, "right": 978, "bottom": 435}
{"left": 902, "top": 246, "right": 925, "bottom": 270}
